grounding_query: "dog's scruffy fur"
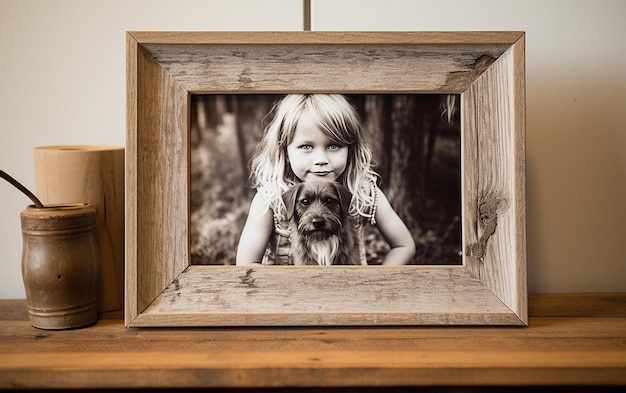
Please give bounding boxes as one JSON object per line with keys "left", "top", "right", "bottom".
{"left": 283, "top": 181, "right": 363, "bottom": 266}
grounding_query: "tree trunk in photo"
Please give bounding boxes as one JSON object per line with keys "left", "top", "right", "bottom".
{"left": 361, "top": 95, "right": 392, "bottom": 184}
{"left": 387, "top": 95, "right": 425, "bottom": 232}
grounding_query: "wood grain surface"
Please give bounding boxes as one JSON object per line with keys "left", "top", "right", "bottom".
{"left": 1, "top": 294, "right": 625, "bottom": 389}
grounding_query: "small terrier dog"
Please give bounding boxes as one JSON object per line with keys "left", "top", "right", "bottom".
{"left": 283, "top": 181, "right": 363, "bottom": 266}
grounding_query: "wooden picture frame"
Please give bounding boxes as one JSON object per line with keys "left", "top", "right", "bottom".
{"left": 126, "top": 31, "right": 527, "bottom": 327}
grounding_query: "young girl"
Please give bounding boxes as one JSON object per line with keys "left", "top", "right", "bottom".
{"left": 236, "top": 94, "right": 415, "bottom": 266}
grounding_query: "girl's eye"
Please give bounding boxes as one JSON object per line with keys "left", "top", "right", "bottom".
{"left": 299, "top": 145, "right": 313, "bottom": 151}
{"left": 328, "top": 144, "right": 341, "bottom": 151}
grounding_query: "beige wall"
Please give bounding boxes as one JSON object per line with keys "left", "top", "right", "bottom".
{"left": 1, "top": 0, "right": 624, "bottom": 298}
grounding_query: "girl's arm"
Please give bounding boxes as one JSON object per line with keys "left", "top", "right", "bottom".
{"left": 235, "top": 192, "right": 274, "bottom": 265}
{"left": 374, "top": 187, "right": 416, "bottom": 265}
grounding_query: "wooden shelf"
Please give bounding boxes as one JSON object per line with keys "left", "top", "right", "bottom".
{"left": 1, "top": 293, "right": 625, "bottom": 390}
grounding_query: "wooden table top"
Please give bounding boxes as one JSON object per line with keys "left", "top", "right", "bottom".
{"left": 1, "top": 293, "right": 625, "bottom": 390}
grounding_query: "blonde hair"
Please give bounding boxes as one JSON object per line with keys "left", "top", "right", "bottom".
{"left": 250, "top": 94, "right": 378, "bottom": 220}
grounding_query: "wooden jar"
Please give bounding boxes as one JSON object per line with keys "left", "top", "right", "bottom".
{"left": 20, "top": 204, "right": 99, "bottom": 329}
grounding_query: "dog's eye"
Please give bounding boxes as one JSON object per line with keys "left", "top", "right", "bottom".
{"left": 323, "top": 197, "right": 336, "bottom": 205}
{"left": 300, "top": 198, "right": 311, "bottom": 206}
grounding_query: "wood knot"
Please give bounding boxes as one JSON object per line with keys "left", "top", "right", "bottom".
{"left": 239, "top": 269, "right": 257, "bottom": 288}
{"left": 466, "top": 194, "right": 509, "bottom": 262}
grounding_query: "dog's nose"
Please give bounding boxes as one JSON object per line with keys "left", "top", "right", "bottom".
{"left": 312, "top": 217, "right": 325, "bottom": 228}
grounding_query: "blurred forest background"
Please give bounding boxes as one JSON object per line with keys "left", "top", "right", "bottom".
{"left": 190, "top": 94, "right": 462, "bottom": 265}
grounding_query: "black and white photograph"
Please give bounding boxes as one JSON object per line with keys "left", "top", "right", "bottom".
{"left": 190, "top": 94, "right": 462, "bottom": 266}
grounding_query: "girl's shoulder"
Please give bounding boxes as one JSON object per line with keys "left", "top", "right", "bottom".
{"left": 255, "top": 186, "right": 288, "bottom": 221}
{"left": 246, "top": 190, "right": 279, "bottom": 224}
{"left": 249, "top": 190, "right": 270, "bottom": 212}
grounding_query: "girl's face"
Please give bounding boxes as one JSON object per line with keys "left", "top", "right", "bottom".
{"left": 286, "top": 109, "right": 348, "bottom": 183}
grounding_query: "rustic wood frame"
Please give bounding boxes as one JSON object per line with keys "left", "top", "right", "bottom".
{"left": 126, "top": 31, "right": 526, "bottom": 327}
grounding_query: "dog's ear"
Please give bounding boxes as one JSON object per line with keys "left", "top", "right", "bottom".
{"left": 282, "top": 184, "right": 301, "bottom": 219}
{"left": 333, "top": 183, "right": 353, "bottom": 214}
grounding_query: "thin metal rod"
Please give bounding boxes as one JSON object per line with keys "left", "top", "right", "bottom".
{"left": 0, "top": 170, "right": 45, "bottom": 208}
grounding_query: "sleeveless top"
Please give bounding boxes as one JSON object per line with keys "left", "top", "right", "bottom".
{"left": 260, "top": 182, "right": 377, "bottom": 266}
